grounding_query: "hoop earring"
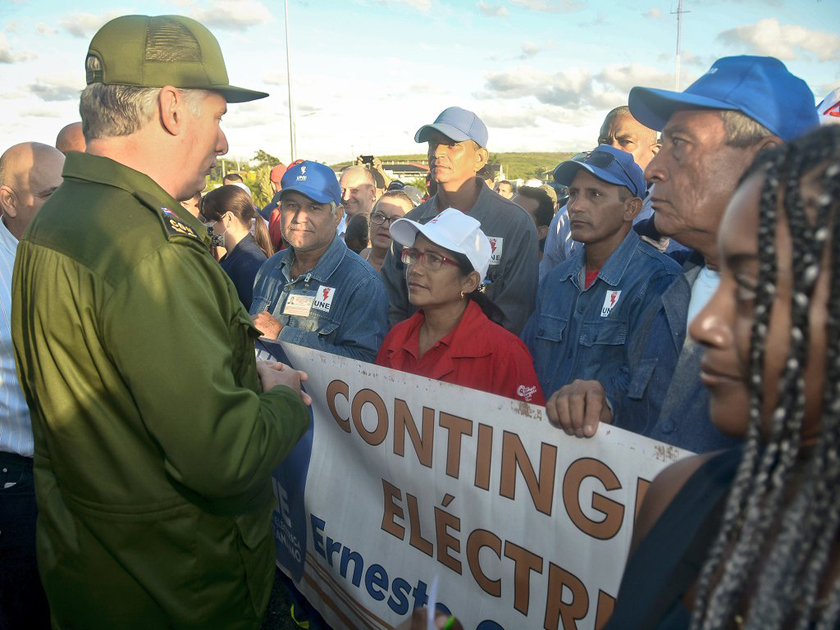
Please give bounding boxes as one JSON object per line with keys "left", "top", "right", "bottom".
{"left": 460, "top": 291, "right": 466, "bottom": 299}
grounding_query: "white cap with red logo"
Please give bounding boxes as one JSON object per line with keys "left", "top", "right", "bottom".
{"left": 390, "top": 208, "right": 492, "bottom": 282}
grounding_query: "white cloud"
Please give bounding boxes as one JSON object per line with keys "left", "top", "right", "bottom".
{"left": 481, "top": 110, "right": 538, "bottom": 129}
{"left": 262, "top": 72, "right": 287, "bottom": 86}
{"left": 191, "top": 0, "right": 274, "bottom": 30}
{"left": 36, "top": 23, "right": 58, "bottom": 35}
{"left": 645, "top": 7, "right": 663, "bottom": 19}
{"left": 579, "top": 11, "right": 607, "bottom": 26}
{"left": 717, "top": 18, "right": 840, "bottom": 61}
{"left": 59, "top": 11, "right": 126, "bottom": 38}
{"left": 29, "top": 76, "right": 83, "bottom": 102}
{"left": 483, "top": 66, "right": 594, "bottom": 106}
{"left": 476, "top": 1, "right": 509, "bottom": 17}
{"left": 6, "top": 21, "right": 19, "bottom": 33}
{"left": 510, "top": 0, "right": 586, "bottom": 13}
{"left": 377, "top": 0, "right": 432, "bottom": 10}
{"left": 520, "top": 41, "right": 542, "bottom": 58}
{"left": 0, "top": 33, "right": 35, "bottom": 63}
{"left": 480, "top": 62, "right": 678, "bottom": 110}
{"left": 597, "top": 64, "right": 673, "bottom": 93}
{"left": 23, "top": 108, "right": 62, "bottom": 118}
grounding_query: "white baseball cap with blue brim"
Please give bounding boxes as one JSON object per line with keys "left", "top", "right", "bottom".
{"left": 390, "top": 208, "right": 492, "bottom": 282}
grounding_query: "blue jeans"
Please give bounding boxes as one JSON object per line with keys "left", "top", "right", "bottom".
{"left": 0, "top": 452, "right": 49, "bottom": 630}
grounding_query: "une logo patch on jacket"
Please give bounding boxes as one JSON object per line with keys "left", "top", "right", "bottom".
{"left": 488, "top": 237, "right": 503, "bottom": 265}
{"left": 601, "top": 290, "right": 621, "bottom": 317}
{"left": 313, "top": 286, "right": 336, "bottom": 312}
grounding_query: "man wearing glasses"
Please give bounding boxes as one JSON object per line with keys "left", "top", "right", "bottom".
{"left": 521, "top": 145, "right": 680, "bottom": 410}
{"left": 250, "top": 160, "right": 389, "bottom": 362}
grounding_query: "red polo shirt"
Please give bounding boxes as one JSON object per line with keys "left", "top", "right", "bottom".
{"left": 376, "top": 300, "right": 545, "bottom": 405}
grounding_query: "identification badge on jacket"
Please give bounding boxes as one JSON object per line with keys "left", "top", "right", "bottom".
{"left": 283, "top": 292, "right": 315, "bottom": 317}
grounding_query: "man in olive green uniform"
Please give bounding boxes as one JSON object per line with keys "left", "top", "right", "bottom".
{"left": 11, "top": 15, "right": 310, "bottom": 629}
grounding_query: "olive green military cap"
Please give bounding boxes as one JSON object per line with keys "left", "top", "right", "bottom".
{"left": 85, "top": 15, "right": 268, "bottom": 103}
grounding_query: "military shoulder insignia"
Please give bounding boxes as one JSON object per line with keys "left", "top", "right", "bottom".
{"left": 160, "top": 207, "right": 201, "bottom": 241}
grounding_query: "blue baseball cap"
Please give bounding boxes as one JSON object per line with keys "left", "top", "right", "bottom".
{"left": 414, "top": 107, "right": 489, "bottom": 147}
{"left": 280, "top": 161, "right": 341, "bottom": 205}
{"left": 553, "top": 145, "right": 646, "bottom": 198}
{"left": 629, "top": 56, "right": 818, "bottom": 141}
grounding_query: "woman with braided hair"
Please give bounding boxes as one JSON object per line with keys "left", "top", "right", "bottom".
{"left": 605, "top": 124, "right": 840, "bottom": 629}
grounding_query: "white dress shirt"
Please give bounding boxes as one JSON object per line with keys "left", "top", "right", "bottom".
{"left": 0, "top": 218, "right": 33, "bottom": 457}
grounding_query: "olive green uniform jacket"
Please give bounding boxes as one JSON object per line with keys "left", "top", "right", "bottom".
{"left": 12, "top": 153, "right": 310, "bottom": 629}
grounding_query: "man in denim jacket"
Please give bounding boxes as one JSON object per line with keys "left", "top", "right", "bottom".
{"left": 547, "top": 56, "right": 819, "bottom": 452}
{"left": 250, "top": 161, "right": 388, "bottom": 362}
{"left": 522, "top": 146, "right": 680, "bottom": 404}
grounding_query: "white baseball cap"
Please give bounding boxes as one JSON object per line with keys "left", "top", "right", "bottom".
{"left": 817, "top": 86, "right": 840, "bottom": 126}
{"left": 390, "top": 208, "right": 492, "bottom": 282}
{"left": 230, "top": 182, "right": 252, "bottom": 197}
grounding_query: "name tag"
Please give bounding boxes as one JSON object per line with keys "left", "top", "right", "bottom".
{"left": 283, "top": 293, "right": 315, "bottom": 317}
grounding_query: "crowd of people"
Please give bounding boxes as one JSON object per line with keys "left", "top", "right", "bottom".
{"left": 1, "top": 10, "right": 839, "bottom": 630}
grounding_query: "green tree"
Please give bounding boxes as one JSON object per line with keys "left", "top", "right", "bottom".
{"left": 253, "top": 150, "right": 281, "bottom": 169}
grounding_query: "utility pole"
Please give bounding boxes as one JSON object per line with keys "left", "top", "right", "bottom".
{"left": 284, "top": 0, "right": 297, "bottom": 162}
{"left": 672, "top": 0, "right": 690, "bottom": 91}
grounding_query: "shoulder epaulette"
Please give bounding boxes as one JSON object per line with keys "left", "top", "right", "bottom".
{"left": 134, "top": 191, "right": 207, "bottom": 245}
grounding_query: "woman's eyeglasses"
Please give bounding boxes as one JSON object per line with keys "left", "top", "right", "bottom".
{"left": 401, "top": 247, "right": 460, "bottom": 271}
{"left": 370, "top": 212, "right": 397, "bottom": 226}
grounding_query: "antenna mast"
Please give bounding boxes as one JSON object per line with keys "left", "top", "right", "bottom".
{"left": 672, "top": 0, "right": 689, "bottom": 91}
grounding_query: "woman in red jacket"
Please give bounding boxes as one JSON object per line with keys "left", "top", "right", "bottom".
{"left": 376, "top": 208, "right": 544, "bottom": 405}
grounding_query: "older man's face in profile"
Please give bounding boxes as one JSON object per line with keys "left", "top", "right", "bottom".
{"left": 180, "top": 91, "right": 229, "bottom": 200}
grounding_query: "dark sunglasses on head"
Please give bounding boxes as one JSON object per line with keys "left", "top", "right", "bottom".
{"left": 585, "top": 150, "right": 641, "bottom": 198}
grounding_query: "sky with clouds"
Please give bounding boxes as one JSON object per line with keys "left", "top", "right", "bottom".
{"left": 2, "top": 0, "right": 838, "bottom": 164}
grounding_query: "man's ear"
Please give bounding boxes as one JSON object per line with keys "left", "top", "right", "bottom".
{"left": 756, "top": 135, "right": 783, "bottom": 153}
{"left": 474, "top": 146, "right": 489, "bottom": 172}
{"left": 537, "top": 224, "right": 549, "bottom": 241}
{"left": 158, "top": 86, "right": 184, "bottom": 137}
{"left": 624, "top": 196, "right": 642, "bottom": 222}
{"left": 650, "top": 141, "right": 661, "bottom": 157}
{"left": 334, "top": 203, "right": 345, "bottom": 227}
{"left": 0, "top": 186, "right": 17, "bottom": 219}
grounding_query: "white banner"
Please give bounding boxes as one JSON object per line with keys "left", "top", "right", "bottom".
{"left": 268, "top": 343, "right": 690, "bottom": 630}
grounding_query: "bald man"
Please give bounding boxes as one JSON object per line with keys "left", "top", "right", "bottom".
{"left": 339, "top": 165, "right": 376, "bottom": 219}
{"left": 55, "top": 122, "right": 86, "bottom": 154}
{"left": 0, "top": 141, "right": 64, "bottom": 630}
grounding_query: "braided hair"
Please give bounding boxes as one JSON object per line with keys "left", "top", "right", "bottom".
{"left": 690, "top": 125, "right": 840, "bottom": 629}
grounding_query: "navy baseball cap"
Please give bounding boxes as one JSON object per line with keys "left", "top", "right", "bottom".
{"left": 280, "top": 161, "right": 341, "bottom": 205}
{"left": 629, "top": 56, "right": 818, "bottom": 141}
{"left": 553, "top": 145, "right": 646, "bottom": 198}
{"left": 414, "top": 107, "right": 489, "bottom": 147}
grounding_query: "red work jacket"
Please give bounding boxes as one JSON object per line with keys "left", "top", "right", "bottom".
{"left": 376, "top": 300, "right": 545, "bottom": 405}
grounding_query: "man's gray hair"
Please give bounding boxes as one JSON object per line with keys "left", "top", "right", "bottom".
{"left": 720, "top": 110, "right": 774, "bottom": 148}
{"left": 79, "top": 84, "right": 209, "bottom": 141}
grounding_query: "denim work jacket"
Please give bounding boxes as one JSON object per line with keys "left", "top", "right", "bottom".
{"left": 613, "top": 253, "right": 740, "bottom": 453}
{"left": 250, "top": 236, "right": 388, "bottom": 363}
{"left": 523, "top": 229, "right": 681, "bottom": 400}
